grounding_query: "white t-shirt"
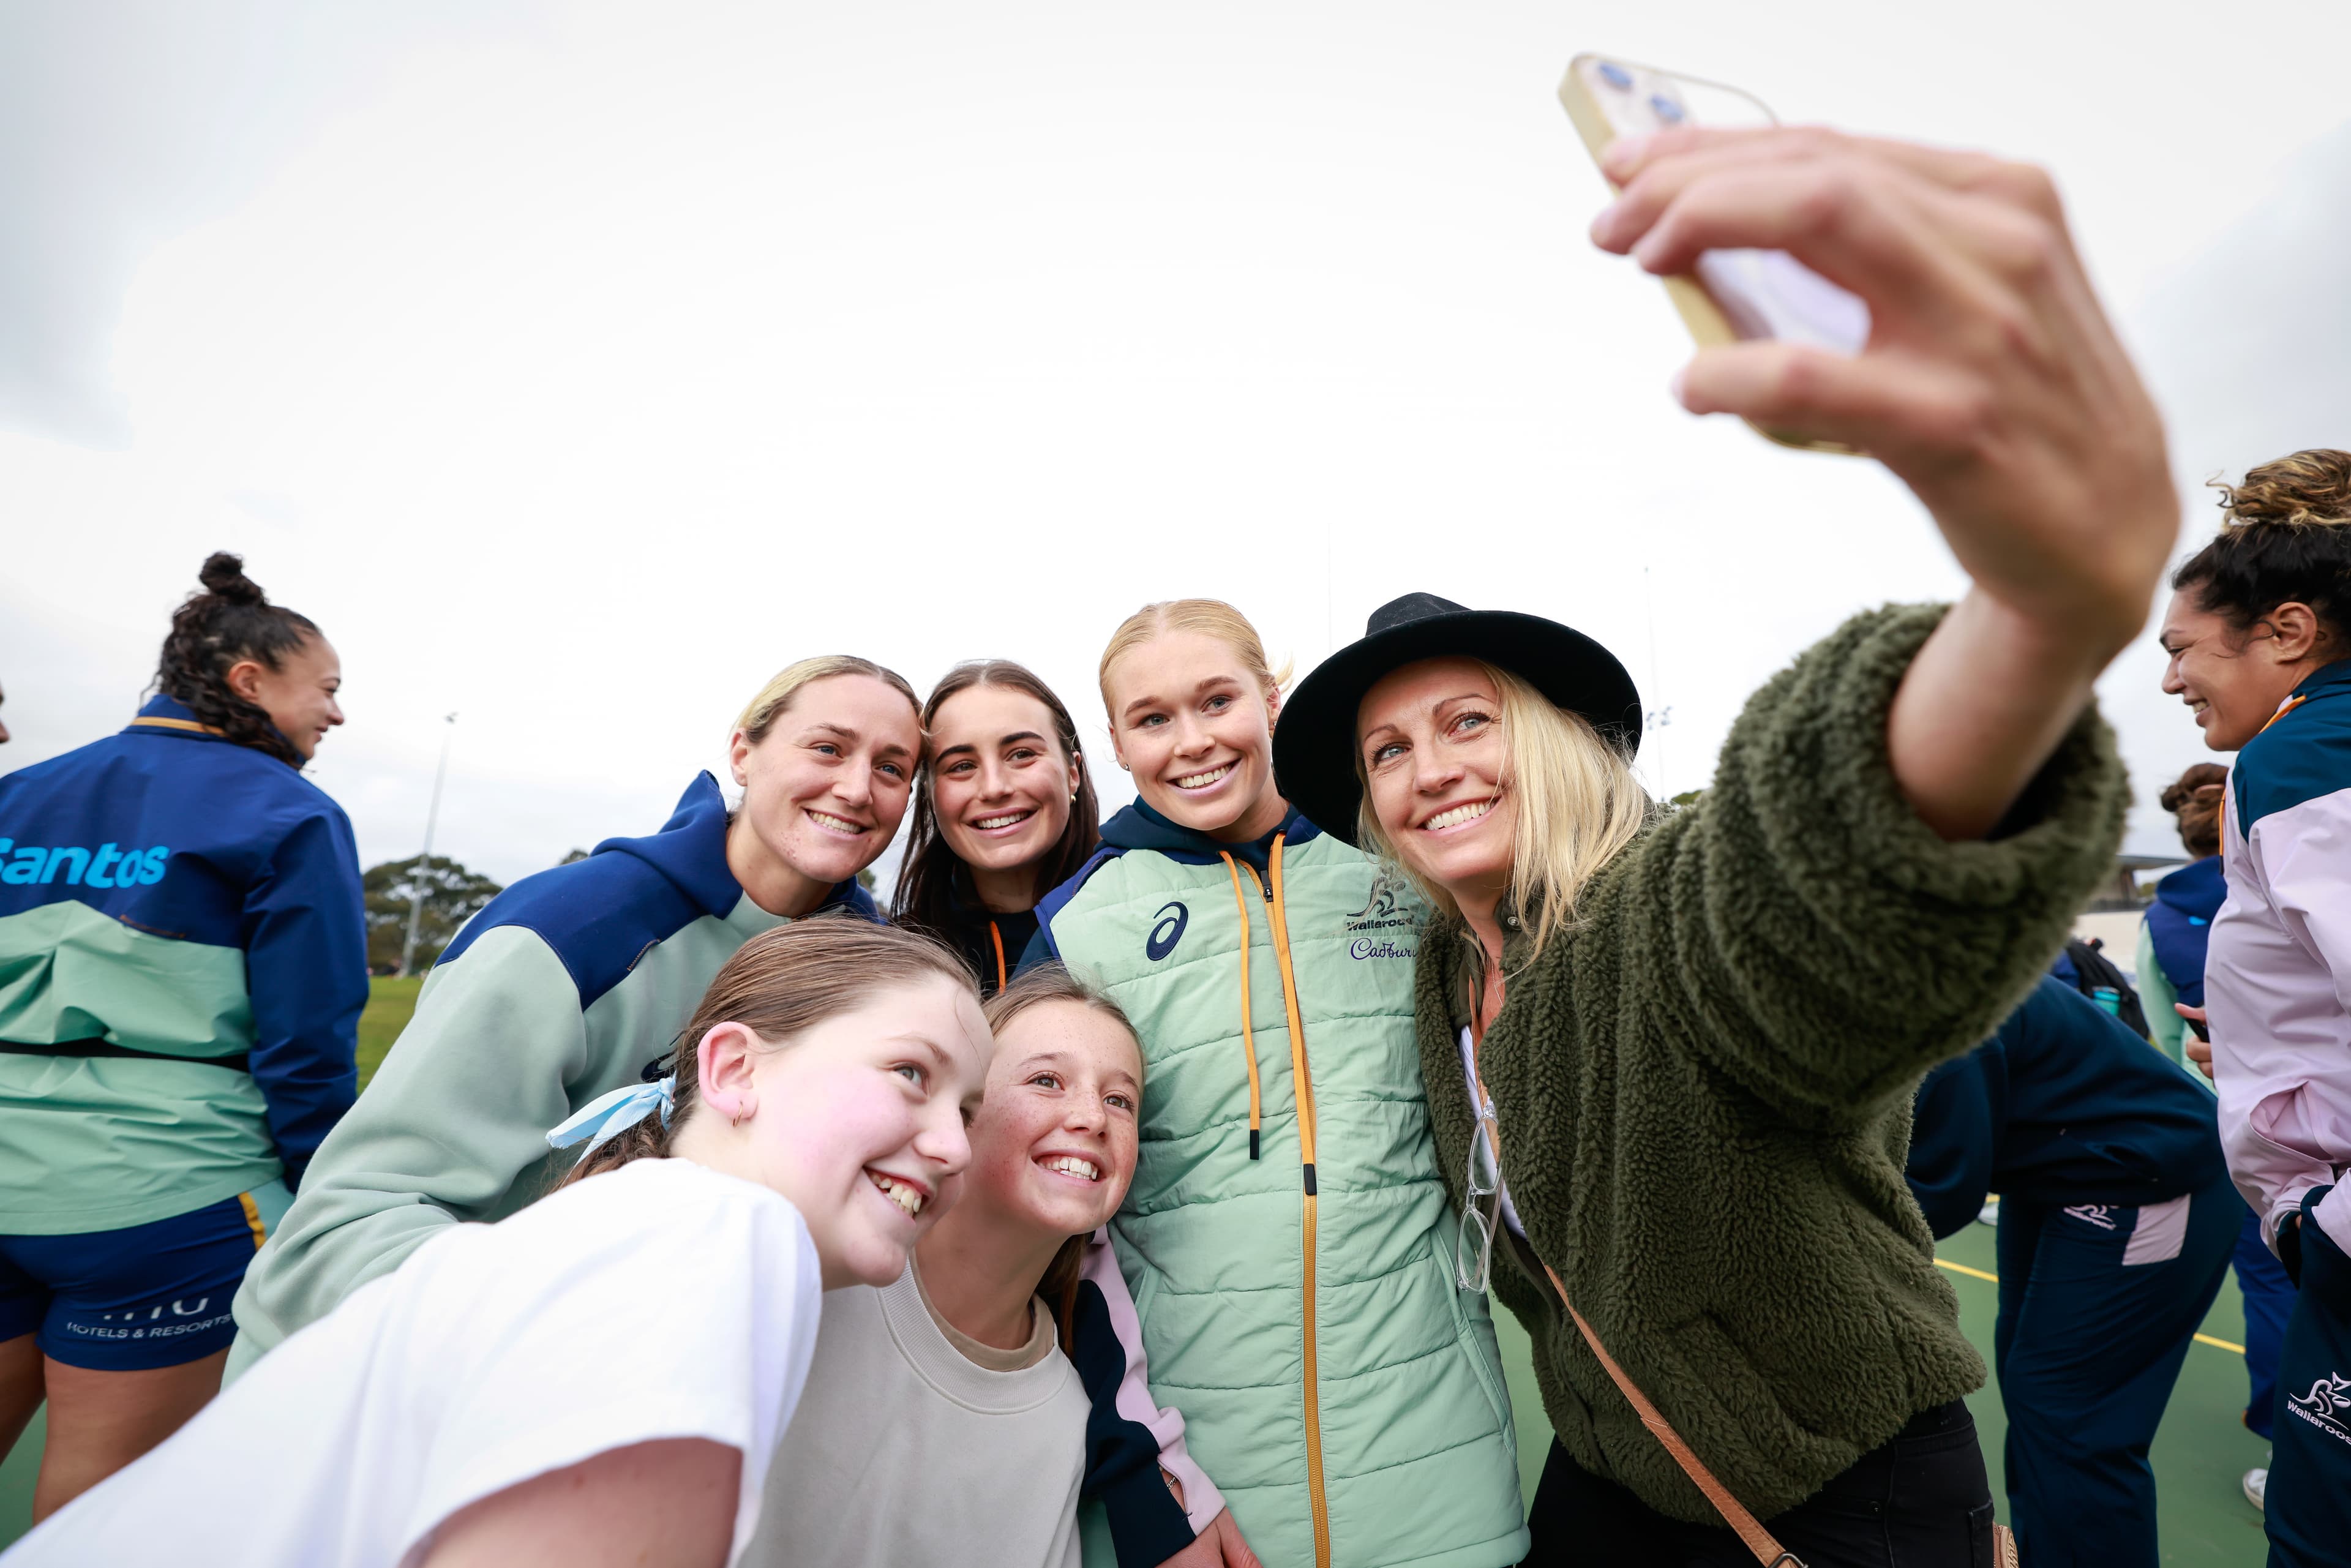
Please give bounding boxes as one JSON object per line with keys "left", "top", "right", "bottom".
{"left": 5, "top": 1159, "right": 822, "bottom": 1568}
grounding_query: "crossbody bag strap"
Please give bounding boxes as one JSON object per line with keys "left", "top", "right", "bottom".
{"left": 1464, "top": 981, "right": 1801, "bottom": 1568}
{"left": 1540, "top": 1262, "right": 1801, "bottom": 1567}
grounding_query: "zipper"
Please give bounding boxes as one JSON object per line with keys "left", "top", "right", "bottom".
{"left": 1259, "top": 836, "right": 1330, "bottom": 1568}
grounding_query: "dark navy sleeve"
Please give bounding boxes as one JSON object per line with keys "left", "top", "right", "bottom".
{"left": 1906, "top": 1046, "right": 1999, "bottom": 1240}
{"left": 1067, "top": 1279, "right": 1208, "bottom": 1567}
{"left": 241, "top": 806, "right": 367, "bottom": 1191}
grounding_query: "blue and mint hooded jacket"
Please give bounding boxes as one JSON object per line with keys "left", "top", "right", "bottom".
{"left": 1030, "top": 800, "right": 1526, "bottom": 1568}
{"left": 1907, "top": 977, "right": 2227, "bottom": 1238}
{"left": 0, "top": 694, "right": 367, "bottom": 1233}
{"left": 227, "top": 771, "right": 877, "bottom": 1373}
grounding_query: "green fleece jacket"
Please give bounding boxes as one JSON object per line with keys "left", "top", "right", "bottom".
{"left": 1415, "top": 605, "right": 2127, "bottom": 1523}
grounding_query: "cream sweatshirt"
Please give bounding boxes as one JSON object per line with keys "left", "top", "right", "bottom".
{"left": 743, "top": 1262, "right": 1089, "bottom": 1568}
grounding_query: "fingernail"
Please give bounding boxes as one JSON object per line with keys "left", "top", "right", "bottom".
{"left": 1601, "top": 133, "right": 1649, "bottom": 176}
{"left": 1668, "top": 366, "right": 1689, "bottom": 406}
{"left": 1588, "top": 199, "right": 1622, "bottom": 245}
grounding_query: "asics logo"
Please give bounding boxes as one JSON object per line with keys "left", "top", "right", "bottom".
{"left": 2061, "top": 1204, "right": 2117, "bottom": 1231}
{"left": 1, "top": 840, "right": 170, "bottom": 888}
{"left": 1146, "top": 901, "right": 1189, "bottom": 961}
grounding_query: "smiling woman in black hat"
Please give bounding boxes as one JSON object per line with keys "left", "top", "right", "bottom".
{"left": 1273, "top": 126, "right": 2174, "bottom": 1568}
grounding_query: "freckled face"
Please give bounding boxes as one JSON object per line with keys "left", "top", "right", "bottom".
{"left": 929, "top": 685, "right": 1077, "bottom": 881}
{"left": 735, "top": 975, "right": 992, "bottom": 1290}
{"left": 1106, "top": 632, "right": 1287, "bottom": 842}
{"left": 962, "top": 1000, "right": 1141, "bottom": 1241}
{"left": 1358, "top": 658, "right": 1515, "bottom": 909}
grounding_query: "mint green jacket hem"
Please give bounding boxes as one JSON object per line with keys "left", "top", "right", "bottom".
{"left": 0, "top": 1162, "right": 283, "bottom": 1238}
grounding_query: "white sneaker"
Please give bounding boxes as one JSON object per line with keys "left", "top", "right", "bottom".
{"left": 1977, "top": 1198, "right": 2000, "bottom": 1228}
{"left": 2244, "top": 1466, "right": 2267, "bottom": 1512}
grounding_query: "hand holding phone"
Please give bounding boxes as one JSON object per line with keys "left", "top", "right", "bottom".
{"left": 1559, "top": 56, "right": 1868, "bottom": 452}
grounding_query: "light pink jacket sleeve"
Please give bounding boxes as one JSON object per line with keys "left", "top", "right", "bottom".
{"left": 2210, "top": 786, "right": 2351, "bottom": 1256}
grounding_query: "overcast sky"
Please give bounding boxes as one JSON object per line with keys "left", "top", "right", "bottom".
{"left": 4, "top": 0, "right": 2347, "bottom": 888}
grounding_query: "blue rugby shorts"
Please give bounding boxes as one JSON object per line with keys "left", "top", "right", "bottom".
{"left": 0, "top": 1182, "right": 289, "bottom": 1371}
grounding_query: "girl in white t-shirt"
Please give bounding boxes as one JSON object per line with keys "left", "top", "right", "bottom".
{"left": 4, "top": 919, "right": 991, "bottom": 1568}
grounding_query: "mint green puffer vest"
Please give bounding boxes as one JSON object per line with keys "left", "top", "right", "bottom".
{"left": 1045, "top": 816, "right": 1527, "bottom": 1568}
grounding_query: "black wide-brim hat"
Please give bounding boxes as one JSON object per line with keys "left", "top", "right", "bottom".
{"left": 1272, "top": 593, "right": 1641, "bottom": 847}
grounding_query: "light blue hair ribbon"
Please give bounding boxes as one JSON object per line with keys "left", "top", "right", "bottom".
{"left": 546, "top": 1075, "right": 676, "bottom": 1165}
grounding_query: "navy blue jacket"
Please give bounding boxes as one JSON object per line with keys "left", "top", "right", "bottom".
{"left": 0, "top": 694, "right": 367, "bottom": 1201}
{"left": 2145, "top": 854, "right": 2224, "bottom": 1010}
{"left": 1907, "top": 976, "right": 2227, "bottom": 1238}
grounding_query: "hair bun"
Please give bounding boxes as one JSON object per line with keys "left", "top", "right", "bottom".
{"left": 198, "top": 551, "right": 266, "bottom": 607}
{"left": 2218, "top": 449, "right": 2351, "bottom": 531}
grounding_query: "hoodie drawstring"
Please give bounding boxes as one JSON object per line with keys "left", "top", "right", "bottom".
{"left": 988, "top": 918, "right": 1007, "bottom": 993}
{"left": 1220, "top": 854, "right": 1267, "bottom": 1160}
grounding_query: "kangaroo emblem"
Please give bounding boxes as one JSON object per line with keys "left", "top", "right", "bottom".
{"left": 1348, "top": 876, "right": 1401, "bottom": 923}
{"left": 2286, "top": 1372, "right": 2351, "bottom": 1446}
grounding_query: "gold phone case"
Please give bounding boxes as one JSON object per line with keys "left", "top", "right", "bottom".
{"left": 1558, "top": 54, "right": 1858, "bottom": 456}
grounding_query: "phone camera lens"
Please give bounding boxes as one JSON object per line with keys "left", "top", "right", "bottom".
{"left": 1649, "top": 94, "right": 1686, "bottom": 124}
{"left": 1596, "top": 62, "right": 1632, "bottom": 90}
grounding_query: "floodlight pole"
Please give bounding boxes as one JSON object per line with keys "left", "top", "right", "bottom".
{"left": 399, "top": 713, "right": 459, "bottom": 978}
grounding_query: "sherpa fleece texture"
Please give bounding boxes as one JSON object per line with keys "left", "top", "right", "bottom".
{"left": 1416, "top": 604, "right": 2128, "bottom": 1524}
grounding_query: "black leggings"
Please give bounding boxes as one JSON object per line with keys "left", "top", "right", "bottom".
{"left": 1521, "top": 1401, "right": 1998, "bottom": 1568}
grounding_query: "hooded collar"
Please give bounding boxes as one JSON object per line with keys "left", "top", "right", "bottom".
{"left": 1097, "top": 797, "right": 1321, "bottom": 874}
{"left": 2153, "top": 853, "right": 2225, "bottom": 920}
{"left": 589, "top": 772, "right": 872, "bottom": 923}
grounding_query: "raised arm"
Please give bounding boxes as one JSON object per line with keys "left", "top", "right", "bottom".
{"left": 230, "top": 926, "right": 590, "bottom": 1365}
{"left": 1592, "top": 129, "right": 2177, "bottom": 840}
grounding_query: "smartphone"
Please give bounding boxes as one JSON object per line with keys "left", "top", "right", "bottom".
{"left": 2187, "top": 1015, "right": 2211, "bottom": 1043}
{"left": 1558, "top": 54, "right": 1869, "bottom": 454}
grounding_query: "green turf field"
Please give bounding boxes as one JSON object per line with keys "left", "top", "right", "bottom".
{"left": 0, "top": 978, "right": 2278, "bottom": 1558}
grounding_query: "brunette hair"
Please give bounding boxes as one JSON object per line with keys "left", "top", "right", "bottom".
{"left": 561, "top": 916, "right": 978, "bottom": 1187}
{"left": 2173, "top": 449, "right": 2351, "bottom": 648}
{"left": 1096, "top": 598, "right": 1292, "bottom": 719}
{"left": 735, "top": 655, "right": 920, "bottom": 746}
{"left": 983, "top": 962, "right": 1140, "bottom": 1355}
{"left": 154, "top": 552, "right": 323, "bottom": 767}
{"left": 1355, "top": 660, "right": 1650, "bottom": 959}
{"left": 2160, "top": 761, "right": 2229, "bottom": 858}
{"left": 893, "top": 661, "right": 1100, "bottom": 932}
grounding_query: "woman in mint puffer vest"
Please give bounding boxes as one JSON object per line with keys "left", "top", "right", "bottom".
{"left": 1270, "top": 127, "right": 2176, "bottom": 1566}
{"left": 1027, "top": 599, "right": 1527, "bottom": 1568}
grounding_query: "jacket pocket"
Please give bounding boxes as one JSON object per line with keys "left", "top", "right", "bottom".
{"left": 1428, "top": 1233, "right": 1514, "bottom": 1439}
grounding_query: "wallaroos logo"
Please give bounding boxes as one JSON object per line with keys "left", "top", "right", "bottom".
{"left": 1146, "top": 902, "right": 1189, "bottom": 962}
{"left": 0, "top": 840, "right": 170, "bottom": 888}
{"left": 2287, "top": 1372, "right": 2351, "bottom": 1447}
{"left": 1343, "top": 869, "right": 1416, "bottom": 961}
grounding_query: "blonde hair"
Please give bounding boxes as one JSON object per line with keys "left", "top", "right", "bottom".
{"left": 980, "top": 963, "right": 1142, "bottom": 1355}
{"left": 735, "top": 655, "right": 920, "bottom": 745}
{"left": 1097, "top": 599, "right": 1292, "bottom": 719}
{"left": 1356, "top": 660, "right": 1650, "bottom": 957}
{"left": 561, "top": 917, "right": 977, "bottom": 1188}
